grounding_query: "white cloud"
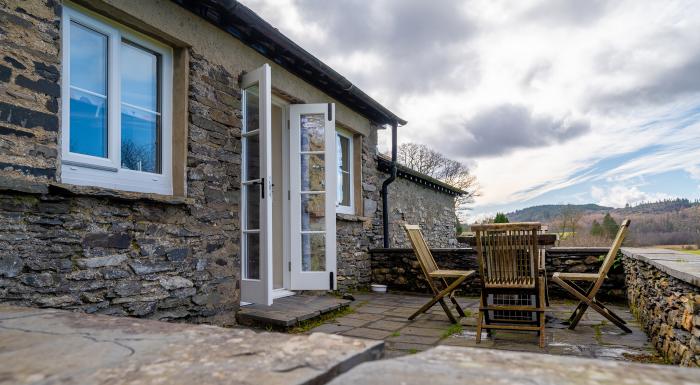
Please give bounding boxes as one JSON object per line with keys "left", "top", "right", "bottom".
{"left": 590, "top": 185, "right": 673, "bottom": 208}
{"left": 244, "top": 0, "right": 700, "bottom": 211}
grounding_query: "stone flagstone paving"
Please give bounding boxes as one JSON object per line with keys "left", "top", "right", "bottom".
{"left": 306, "top": 292, "right": 662, "bottom": 361}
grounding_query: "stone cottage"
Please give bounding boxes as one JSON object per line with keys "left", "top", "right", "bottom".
{"left": 0, "top": 0, "right": 461, "bottom": 324}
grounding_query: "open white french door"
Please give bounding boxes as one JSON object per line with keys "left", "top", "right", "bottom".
{"left": 240, "top": 64, "right": 273, "bottom": 305}
{"left": 289, "top": 103, "right": 337, "bottom": 290}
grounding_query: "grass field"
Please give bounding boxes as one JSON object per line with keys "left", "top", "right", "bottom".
{"left": 653, "top": 245, "right": 700, "bottom": 255}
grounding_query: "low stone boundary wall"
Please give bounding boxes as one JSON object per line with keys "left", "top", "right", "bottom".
{"left": 622, "top": 248, "right": 700, "bottom": 367}
{"left": 370, "top": 247, "right": 626, "bottom": 300}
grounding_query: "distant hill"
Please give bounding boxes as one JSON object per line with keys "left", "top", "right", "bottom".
{"left": 503, "top": 199, "right": 700, "bottom": 247}
{"left": 506, "top": 204, "right": 612, "bottom": 222}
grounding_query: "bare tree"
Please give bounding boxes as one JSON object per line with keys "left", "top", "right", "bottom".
{"left": 396, "top": 142, "right": 480, "bottom": 209}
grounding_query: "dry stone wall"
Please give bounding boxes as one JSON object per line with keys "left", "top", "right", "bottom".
{"left": 622, "top": 249, "right": 700, "bottom": 367}
{"left": 371, "top": 247, "right": 626, "bottom": 300}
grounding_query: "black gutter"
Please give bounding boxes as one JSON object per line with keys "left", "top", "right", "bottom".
{"left": 381, "top": 122, "right": 398, "bottom": 248}
{"left": 172, "top": 0, "right": 406, "bottom": 126}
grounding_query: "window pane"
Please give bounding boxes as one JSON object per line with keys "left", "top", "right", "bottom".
{"left": 337, "top": 134, "right": 351, "bottom": 206}
{"left": 121, "top": 42, "right": 158, "bottom": 111}
{"left": 70, "top": 22, "right": 107, "bottom": 95}
{"left": 301, "top": 193, "right": 325, "bottom": 231}
{"left": 70, "top": 89, "right": 107, "bottom": 157}
{"left": 302, "top": 233, "right": 325, "bottom": 271}
{"left": 121, "top": 106, "right": 158, "bottom": 172}
{"left": 300, "top": 113, "right": 324, "bottom": 152}
{"left": 120, "top": 42, "right": 160, "bottom": 173}
{"left": 245, "top": 232, "right": 260, "bottom": 279}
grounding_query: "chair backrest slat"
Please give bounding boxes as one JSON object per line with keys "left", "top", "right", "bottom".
{"left": 404, "top": 224, "right": 438, "bottom": 275}
{"left": 592, "top": 219, "right": 631, "bottom": 293}
{"left": 472, "top": 223, "right": 541, "bottom": 287}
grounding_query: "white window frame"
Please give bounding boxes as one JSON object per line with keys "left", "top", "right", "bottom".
{"left": 335, "top": 128, "right": 354, "bottom": 215}
{"left": 60, "top": 4, "right": 173, "bottom": 195}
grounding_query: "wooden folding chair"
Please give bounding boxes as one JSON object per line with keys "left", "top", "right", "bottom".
{"left": 551, "top": 219, "right": 631, "bottom": 333}
{"left": 403, "top": 224, "right": 475, "bottom": 324}
{"left": 472, "top": 222, "right": 547, "bottom": 348}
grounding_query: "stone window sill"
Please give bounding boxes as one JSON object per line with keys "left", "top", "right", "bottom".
{"left": 336, "top": 213, "right": 370, "bottom": 222}
{"left": 0, "top": 175, "right": 192, "bottom": 205}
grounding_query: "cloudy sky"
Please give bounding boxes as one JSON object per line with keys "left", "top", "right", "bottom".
{"left": 244, "top": 0, "right": 700, "bottom": 221}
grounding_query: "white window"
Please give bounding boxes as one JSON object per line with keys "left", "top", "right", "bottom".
{"left": 60, "top": 5, "right": 173, "bottom": 195}
{"left": 336, "top": 128, "right": 354, "bottom": 214}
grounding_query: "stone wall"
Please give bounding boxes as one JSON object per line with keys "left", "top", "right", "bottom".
{"left": 622, "top": 248, "right": 700, "bottom": 367}
{"left": 336, "top": 128, "right": 382, "bottom": 291}
{"left": 372, "top": 172, "right": 459, "bottom": 249}
{"left": 0, "top": 2, "right": 243, "bottom": 325}
{"left": 370, "top": 247, "right": 626, "bottom": 300}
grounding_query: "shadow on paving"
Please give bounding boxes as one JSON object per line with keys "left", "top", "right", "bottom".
{"left": 305, "top": 292, "right": 663, "bottom": 362}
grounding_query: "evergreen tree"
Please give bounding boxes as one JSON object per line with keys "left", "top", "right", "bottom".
{"left": 494, "top": 213, "right": 509, "bottom": 223}
{"left": 602, "top": 213, "right": 619, "bottom": 238}
{"left": 590, "top": 220, "right": 604, "bottom": 237}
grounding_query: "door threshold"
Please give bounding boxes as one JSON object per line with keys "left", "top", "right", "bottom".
{"left": 272, "top": 289, "right": 296, "bottom": 299}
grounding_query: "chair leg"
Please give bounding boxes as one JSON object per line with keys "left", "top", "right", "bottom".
{"left": 476, "top": 293, "right": 485, "bottom": 344}
{"left": 408, "top": 276, "right": 467, "bottom": 322}
{"left": 555, "top": 278, "right": 632, "bottom": 333}
{"left": 439, "top": 298, "right": 458, "bottom": 324}
{"left": 538, "top": 276, "right": 546, "bottom": 348}
{"left": 443, "top": 278, "right": 466, "bottom": 317}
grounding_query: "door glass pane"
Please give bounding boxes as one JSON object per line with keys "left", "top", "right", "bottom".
{"left": 70, "top": 22, "right": 107, "bottom": 95}
{"left": 300, "top": 113, "right": 325, "bottom": 152}
{"left": 245, "top": 232, "right": 260, "bottom": 279}
{"left": 246, "top": 133, "right": 260, "bottom": 180}
{"left": 70, "top": 89, "right": 107, "bottom": 157}
{"left": 337, "top": 134, "right": 351, "bottom": 206}
{"left": 301, "top": 193, "right": 325, "bottom": 231}
{"left": 69, "top": 22, "right": 108, "bottom": 158}
{"left": 242, "top": 83, "right": 261, "bottom": 282}
{"left": 244, "top": 86, "right": 259, "bottom": 134}
{"left": 246, "top": 183, "right": 260, "bottom": 230}
{"left": 300, "top": 154, "right": 325, "bottom": 191}
{"left": 121, "top": 42, "right": 161, "bottom": 173}
{"left": 302, "top": 233, "right": 325, "bottom": 271}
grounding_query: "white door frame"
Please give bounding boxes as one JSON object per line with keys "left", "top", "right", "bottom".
{"left": 289, "top": 103, "right": 337, "bottom": 290}
{"left": 239, "top": 64, "right": 273, "bottom": 306}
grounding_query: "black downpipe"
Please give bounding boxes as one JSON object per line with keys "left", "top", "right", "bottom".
{"left": 381, "top": 122, "right": 398, "bottom": 248}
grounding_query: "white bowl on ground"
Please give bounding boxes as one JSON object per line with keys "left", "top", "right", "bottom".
{"left": 371, "top": 284, "right": 387, "bottom": 293}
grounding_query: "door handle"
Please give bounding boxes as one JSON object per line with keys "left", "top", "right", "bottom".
{"left": 252, "top": 178, "right": 265, "bottom": 198}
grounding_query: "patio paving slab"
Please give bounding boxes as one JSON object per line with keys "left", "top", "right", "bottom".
{"left": 307, "top": 293, "right": 662, "bottom": 361}
{"left": 328, "top": 346, "right": 700, "bottom": 385}
{"left": 0, "top": 305, "right": 383, "bottom": 385}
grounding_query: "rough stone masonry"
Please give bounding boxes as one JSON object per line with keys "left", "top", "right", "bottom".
{"left": 0, "top": 2, "right": 243, "bottom": 324}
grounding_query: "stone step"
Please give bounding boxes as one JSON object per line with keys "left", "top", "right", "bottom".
{"left": 237, "top": 295, "right": 352, "bottom": 329}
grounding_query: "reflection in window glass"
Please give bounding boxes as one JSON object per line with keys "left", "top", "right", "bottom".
{"left": 120, "top": 41, "right": 161, "bottom": 173}
{"left": 69, "top": 21, "right": 108, "bottom": 158}
{"left": 302, "top": 233, "right": 325, "bottom": 271}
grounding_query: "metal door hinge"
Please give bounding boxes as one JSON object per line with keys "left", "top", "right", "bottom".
{"left": 288, "top": 261, "right": 291, "bottom": 272}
